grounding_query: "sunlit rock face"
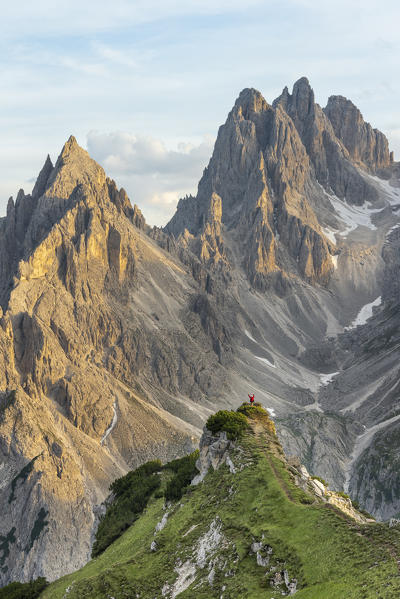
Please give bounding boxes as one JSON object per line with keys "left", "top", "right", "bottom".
{"left": 1, "top": 77, "right": 400, "bottom": 585}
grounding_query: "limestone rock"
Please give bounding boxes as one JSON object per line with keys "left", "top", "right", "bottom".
{"left": 273, "top": 77, "right": 379, "bottom": 206}
{"left": 192, "top": 429, "right": 233, "bottom": 485}
{"left": 32, "top": 155, "right": 54, "bottom": 199}
{"left": 324, "top": 95, "right": 391, "bottom": 171}
{"left": 166, "top": 81, "right": 335, "bottom": 289}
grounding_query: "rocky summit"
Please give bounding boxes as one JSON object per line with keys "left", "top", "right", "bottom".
{"left": 0, "top": 77, "right": 400, "bottom": 590}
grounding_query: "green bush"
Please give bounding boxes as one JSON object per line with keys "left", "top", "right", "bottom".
{"left": 110, "top": 460, "right": 162, "bottom": 497}
{"left": 206, "top": 410, "right": 248, "bottom": 441}
{"left": 92, "top": 461, "right": 162, "bottom": 557}
{"left": 164, "top": 451, "right": 199, "bottom": 501}
{"left": 0, "top": 577, "right": 48, "bottom": 599}
{"left": 237, "top": 402, "right": 266, "bottom": 417}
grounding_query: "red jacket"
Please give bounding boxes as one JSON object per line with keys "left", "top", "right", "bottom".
{"left": 248, "top": 394, "right": 255, "bottom": 403}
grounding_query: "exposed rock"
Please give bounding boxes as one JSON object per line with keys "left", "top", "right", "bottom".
{"left": 192, "top": 429, "right": 233, "bottom": 485}
{"left": 274, "top": 77, "right": 379, "bottom": 206}
{"left": 324, "top": 95, "right": 391, "bottom": 171}
{"left": 166, "top": 81, "right": 336, "bottom": 289}
{"left": 0, "top": 77, "right": 399, "bottom": 586}
{"left": 349, "top": 419, "right": 400, "bottom": 520}
{"left": 32, "top": 155, "right": 54, "bottom": 199}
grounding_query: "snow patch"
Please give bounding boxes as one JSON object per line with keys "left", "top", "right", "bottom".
{"left": 320, "top": 372, "right": 339, "bottom": 387}
{"left": 322, "top": 227, "right": 337, "bottom": 244}
{"left": 255, "top": 356, "right": 276, "bottom": 369}
{"left": 266, "top": 407, "right": 276, "bottom": 418}
{"left": 319, "top": 185, "right": 382, "bottom": 236}
{"left": 368, "top": 174, "right": 400, "bottom": 206}
{"left": 101, "top": 401, "right": 117, "bottom": 445}
{"left": 386, "top": 223, "right": 400, "bottom": 239}
{"left": 346, "top": 296, "right": 382, "bottom": 330}
{"left": 331, "top": 254, "right": 338, "bottom": 270}
{"left": 244, "top": 329, "right": 257, "bottom": 343}
{"left": 328, "top": 194, "right": 382, "bottom": 235}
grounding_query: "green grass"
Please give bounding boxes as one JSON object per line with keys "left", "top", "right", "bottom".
{"left": 40, "top": 411, "right": 400, "bottom": 599}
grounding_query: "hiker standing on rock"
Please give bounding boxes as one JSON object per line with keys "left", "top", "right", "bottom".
{"left": 248, "top": 393, "right": 255, "bottom": 404}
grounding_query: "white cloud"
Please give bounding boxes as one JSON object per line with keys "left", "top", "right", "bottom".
{"left": 87, "top": 131, "right": 214, "bottom": 226}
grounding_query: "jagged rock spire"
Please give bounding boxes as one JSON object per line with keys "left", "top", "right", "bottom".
{"left": 32, "top": 154, "right": 54, "bottom": 198}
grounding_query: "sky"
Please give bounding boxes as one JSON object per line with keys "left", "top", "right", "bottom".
{"left": 1, "top": 0, "right": 400, "bottom": 226}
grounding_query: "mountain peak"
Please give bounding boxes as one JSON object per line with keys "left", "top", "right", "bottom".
{"left": 272, "top": 77, "right": 315, "bottom": 121}
{"left": 293, "top": 75, "right": 311, "bottom": 89}
{"left": 45, "top": 136, "right": 106, "bottom": 201}
{"left": 324, "top": 94, "right": 391, "bottom": 170}
{"left": 63, "top": 134, "right": 79, "bottom": 151}
{"left": 291, "top": 76, "right": 315, "bottom": 118}
{"left": 234, "top": 87, "right": 270, "bottom": 116}
{"left": 32, "top": 154, "right": 54, "bottom": 198}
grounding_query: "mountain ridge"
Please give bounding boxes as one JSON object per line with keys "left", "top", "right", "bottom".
{"left": 0, "top": 76, "right": 400, "bottom": 586}
{"left": 35, "top": 405, "right": 400, "bottom": 599}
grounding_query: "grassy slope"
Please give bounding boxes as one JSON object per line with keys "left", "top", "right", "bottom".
{"left": 41, "top": 412, "right": 400, "bottom": 599}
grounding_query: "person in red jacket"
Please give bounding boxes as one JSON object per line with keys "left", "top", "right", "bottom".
{"left": 248, "top": 393, "right": 255, "bottom": 404}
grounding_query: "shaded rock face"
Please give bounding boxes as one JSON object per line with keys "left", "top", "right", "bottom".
{"left": 273, "top": 77, "right": 379, "bottom": 206}
{"left": 167, "top": 83, "right": 338, "bottom": 288}
{"left": 349, "top": 420, "right": 400, "bottom": 520}
{"left": 167, "top": 78, "right": 389, "bottom": 290}
{"left": 278, "top": 411, "right": 363, "bottom": 491}
{"left": 324, "top": 95, "right": 391, "bottom": 172}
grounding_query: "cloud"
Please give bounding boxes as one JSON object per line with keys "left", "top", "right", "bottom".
{"left": 87, "top": 131, "right": 214, "bottom": 226}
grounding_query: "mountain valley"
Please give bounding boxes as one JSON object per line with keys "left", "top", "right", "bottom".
{"left": 0, "top": 77, "right": 400, "bottom": 588}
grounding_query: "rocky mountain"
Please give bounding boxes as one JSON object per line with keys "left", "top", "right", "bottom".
{"left": 32, "top": 406, "right": 400, "bottom": 598}
{"left": 1, "top": 76, "right": 400, "bottom": 586}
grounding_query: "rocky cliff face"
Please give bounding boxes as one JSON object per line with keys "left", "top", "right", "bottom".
{"left": 1, "top": 77, "right": 400, "bottom": 586}
{"left": 0, "top": 137, "right": 230, "bottom": 584}
{"left": 167, "top": 78, "right": 389, "bottom": 291}
{"left": 324, "top": 95, "right": 391, "bottom": 172}
{"left": 273, "top": 78, "right": 379, "bottom": 206}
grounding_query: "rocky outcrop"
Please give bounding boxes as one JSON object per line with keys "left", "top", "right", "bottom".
{"left": 324, "top": 95, "right": 391, "bottom": 171}
{"left": 349, "top": 419, "right": 400, "bottom": 521}
{"left": 191, "top": 428, "right": 235, "bottom": 485}
{"left": 288, "top": 457, "right": 373, "bottom": 523}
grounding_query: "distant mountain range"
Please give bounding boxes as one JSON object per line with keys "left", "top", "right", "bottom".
{"left": 0, "top": 77, "right": 400, "bottom": 585}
